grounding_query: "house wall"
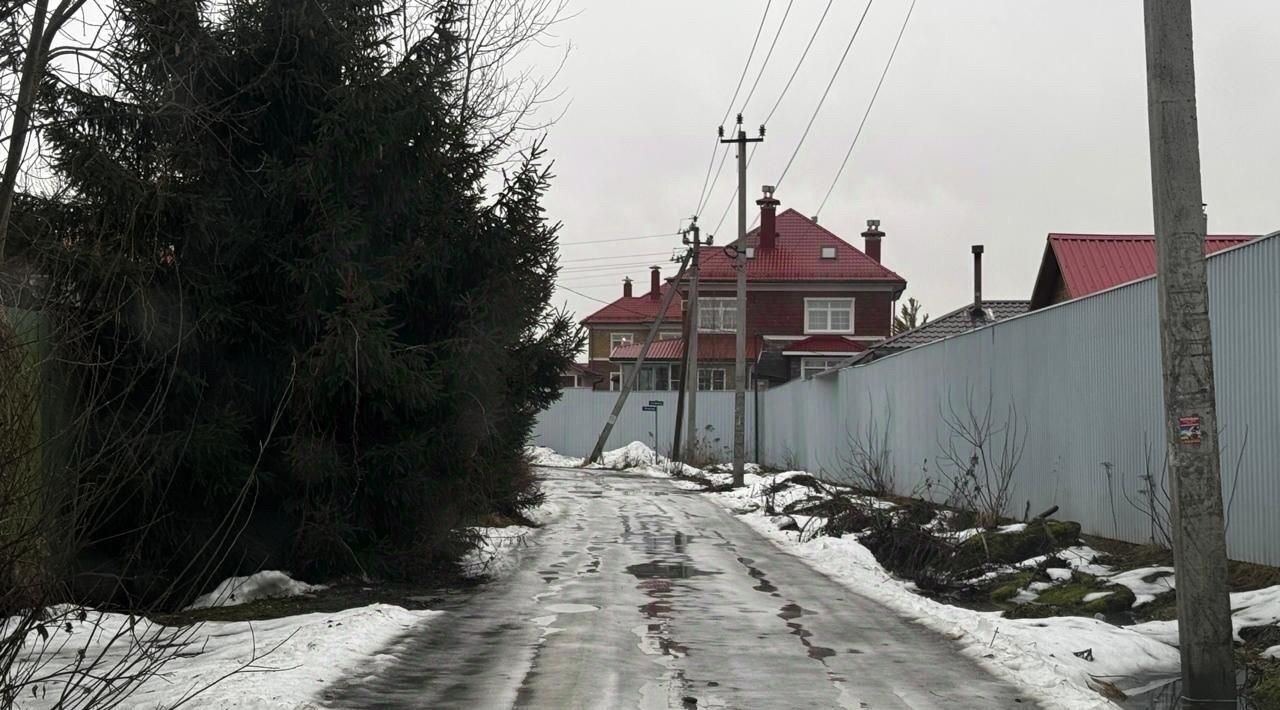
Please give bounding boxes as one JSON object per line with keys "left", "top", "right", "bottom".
{"left": 754, "top": 233, "right": 1280, "bottom": 566}
{"left": 587, "top": 325, "right": 682, "bottom": 360}
{"left": 697, "top": 288, "right": 892, "bottom": 342}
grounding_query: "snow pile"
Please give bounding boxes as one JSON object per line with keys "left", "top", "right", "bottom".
{"left": 10, "top": 604, "right": 436, "bottom": 710}
{"left": 526, "top": 445, "right": 583, "bottom": 468}
{"left": 1131, "top": 584, "right": 1280, "bottom": 645}
{"left": 186, "top": 570, "right": 327, "bottom": 610}
{"left": 1106, "top": 567, "right": 1176, "bottom": 606}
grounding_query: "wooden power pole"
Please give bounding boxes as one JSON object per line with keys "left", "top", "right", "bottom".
{"left": 584, "top": 253, "right": 691, "bottom": 466}
{"left": 1143, "top": 1, "right": 1236, "bottom": 706}
{"left": 720, "top": 116, "right": 763, "bottom": 488}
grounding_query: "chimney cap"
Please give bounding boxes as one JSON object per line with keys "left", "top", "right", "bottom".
{"left": 762, "top": 185, "right": 776, "bottom": 198}
{"left": 866, "top": 219, "right": 881, "bottom": 230}
{"left": 972, "top": 244, "right": 984, "bottom": 255}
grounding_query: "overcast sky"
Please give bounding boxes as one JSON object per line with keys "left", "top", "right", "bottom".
{"left": 536, "top": 1, "right": 1280, "bottom": 323}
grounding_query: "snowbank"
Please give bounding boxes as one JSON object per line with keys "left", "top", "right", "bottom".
{"left": 461, "top": 526, "right": 537, "bottom": 578}
{"left": 11, "top": 603, "right": 437, "bottom": 709}
{"left": 186, "top": 570, "right": 327, "bottom": 610}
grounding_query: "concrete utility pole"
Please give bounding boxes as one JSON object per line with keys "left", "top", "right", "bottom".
{"left": 720, "top": 115, "right": 764, "bottom": 488}
{"left": 1143, "top": 2, "right": 1236, "bottom": 706}
{"left": 584, "top": 253, "right": 691, "bottom": 466}
{"left": 682, "top": 219, "right": 704, "bottom": 460}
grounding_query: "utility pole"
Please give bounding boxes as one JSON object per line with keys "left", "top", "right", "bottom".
{"left": 682, "top": 219, "right": 705, "bottom": 460}
{"left": 720, "top": 115, "right": 764, "bottom": 488}
{"left": 584, "top": 253, "right": 691, "bottom": 466}
{"left": 1143, "top": 2, "right": 1236, "bottom": 707}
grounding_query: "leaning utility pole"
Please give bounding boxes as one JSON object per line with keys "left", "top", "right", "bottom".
{"left": 720, "top": 115, "right": 764, "bottom": 487}
{"left": 682, "top": 219, "right": 705, "bottom": 460}
{"left": 584, "top": 252, "right": 692, "bottom": 466}
{"left": 1143, "top": 2, "right": 1236, "bottom": 706}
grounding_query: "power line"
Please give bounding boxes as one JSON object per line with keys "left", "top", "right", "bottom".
{"left": 775, "top": 0, "right": 875, "bottom": 190}
{"left": 740, "top": 0, "right": 796, "bottom": 114}
{"left": 560, "top": 250, "right": 673, "bottom": 264}
{"left": 693, "top": 0, "right": 775, "bottom": 216}
{"left": 817, "top": 0, "right": 917, "bottom": 218}
{"left": 559, "top": 232, "right": 681, "bottom": 247}
{"left": 557, "top": 284, "right": 669, "bottom": 321}
{"left": 697, "top": 145, "right": 733, "bottom": 217}
{"left": 712, "top": 143, "right": 762, "bottom": 237}
{"left": 559, "top": 260, "right": 672, "bottom": 274}
{"left": 763, "top": 0, "right": 835, "bottom": 125}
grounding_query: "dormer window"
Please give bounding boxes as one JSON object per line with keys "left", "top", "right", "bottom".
{"left": 820, "top": 246, "right": 836, "bottom": 259}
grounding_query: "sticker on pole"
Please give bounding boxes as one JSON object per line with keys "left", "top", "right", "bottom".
{"left": 1178, "top": 415, "right": 1202, "bottom": 445}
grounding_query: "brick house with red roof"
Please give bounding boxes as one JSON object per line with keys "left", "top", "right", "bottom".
{"left": 1029, "top": 233, "right": 1255, "bottom": 310}
{"left": 572, "top": 188, "right": 907, "bottom": 390}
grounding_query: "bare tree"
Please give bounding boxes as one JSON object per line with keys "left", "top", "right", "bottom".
{"left": 936, "top": 386, "right": 1026, "bottom": 528}
{"left": 833, "top": 395, "right": 896, "bottom": 496}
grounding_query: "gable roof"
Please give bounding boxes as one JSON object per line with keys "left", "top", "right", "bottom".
{"left": 1030, "top": 233, "right": 1255, "bottom": 309}
{"left": 580, "top": 283, "right": 683, "bottom": 325}
{"left": 694, "top": 209, "right": 906, "bottom": 286}
{"left": 876, "top": 300, "right": 1029, "bottom": 353}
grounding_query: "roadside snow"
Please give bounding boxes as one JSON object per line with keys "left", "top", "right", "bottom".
{"left": 526, "top": 445, "right": 583, "bottom": 468}
{"left": 1131, "top": 584, "right": 1280, "bottom": 645}
{"left": 1263, "top": 645, "right": 1280, "bottom": 660}
{"left": 1106, "top": 567, "right": 1176, "bottom": 606}
{"left": 462, "top": 526, "right": 536, "bottom": 578}
{"left": 10, "top": 604, "right": 437, "bottom": 710}
{"left": 186, "top": 570, "right": 327, "bottom": 610}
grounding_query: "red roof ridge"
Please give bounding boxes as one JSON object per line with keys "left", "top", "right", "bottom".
{"left": 1048, "top": 232, "right": 1256, "bottom": 241}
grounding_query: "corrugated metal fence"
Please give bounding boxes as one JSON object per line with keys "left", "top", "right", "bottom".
{"left": 531, "top": 388, "right": 756, "bottom": 464}
{"left": 532, "top": 234, "right": 1279, "bottom": 565}
{"left": 756, "top": 233, "right": 1280, "bottom": 567}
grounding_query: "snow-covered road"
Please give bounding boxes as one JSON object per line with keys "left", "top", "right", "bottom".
{"left": 322, "top": 466, "right": 1035, "bottom": 709}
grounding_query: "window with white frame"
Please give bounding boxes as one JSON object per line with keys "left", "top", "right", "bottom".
{"left": 636, "top": 363, "right": 681, "bottom": 391}
{"left": 805, "top": 298, "right": 854, "bottom": 334}
{"left": 698, "top": 298, "right": 737, "bottom": 333}
{"left": 610, "top": 332, "right": 635, "bottom": 350}
{"left": 801, "top": 357, "right": 846, "bottom": 379}
{"left": 609, "top": 370, "right": 621, "bottom": 391}
{"left": 698, "top": 368, "right": 727, "bottom": 391}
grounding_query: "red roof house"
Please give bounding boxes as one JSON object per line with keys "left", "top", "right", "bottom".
{"left": 573, "top": 188, "right": 907, "bottom": 390}
{"left": 1029, "top": 233, "right": 1255, "bottom": 310}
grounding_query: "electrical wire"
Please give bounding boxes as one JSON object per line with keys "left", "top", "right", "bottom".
{"left": 693, "top": 0, "right": 775, "bottom": 216}
{"left": 712, "top": 143, "right": 762, "bottom": 238}
{"left": 557, "top": 285, "right": 662, "bottom": 320}
{"left": 560, "top": 250, "right": 673, "bottom": 264}
{"left": 763, "top": 0, "right": 836, "bottom": 125}
{"left": 740, "top": 0, "right": 796, "bottom": 114}
{"left": 559, "top": 232, "right": 681, "bottom": 247}
{"left": 774, "top": 0, "right": 875, "bottom": 191}
{"left": 817, "top": 0, "right": 917, "bottom": 218}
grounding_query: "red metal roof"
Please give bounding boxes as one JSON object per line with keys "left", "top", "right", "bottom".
{"left": 1048, "top": 233, "right": 1254, "bottom": 300}
{"left": 695, "top": 209, "right": 906, "bottom": 284}
{"left": 609, "top": 334, "right": 761, "bottom": 362}
{"left": 780, "top": 335, "right": 869, "bottom": 355}
{"left": 580, "top": 283, "right": 683, "bottom": 325}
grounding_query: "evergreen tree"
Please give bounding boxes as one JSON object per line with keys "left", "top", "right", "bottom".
{"left": 33, "top": 0, "right": 579, "bottom": 592}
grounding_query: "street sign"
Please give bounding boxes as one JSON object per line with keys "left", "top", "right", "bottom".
{"left": 648, "top": 400, "right": 664, "bottom": 406}
{"left": 642, "top": 405, "right": 657, "bottom": 412}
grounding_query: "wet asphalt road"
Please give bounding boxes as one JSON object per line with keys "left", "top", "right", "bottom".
{"left": 322, "top": 467, "right": 1036, "bottom": 709}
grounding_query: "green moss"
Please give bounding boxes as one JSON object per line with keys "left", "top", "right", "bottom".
{"left": 989, "top": 571, "right": 1036, "bottom": 603}
{"left": 1250, "top": 665, "right": 1280, "bottom": 710}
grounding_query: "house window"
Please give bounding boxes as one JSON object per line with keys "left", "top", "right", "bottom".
{"left": 610, "top": 332, "right": 635, "bottom": 350}
{"left": 637, "top": 364, "right": 681, "bottom": 391}
{"left": 698, "top": 368, "right": 727, "bottom": 391}
{"left": 801, "top": 357, "right": 846, "bottom": 379}
{"left": 698, "top": 298, "right": 737, "bottom": 333}
{"left": 805, "top": 298, "right": 854, "bottom": 334}
{"left": 820, "top": 246, "right": 836, "bottom": 259}
{"left": 659, "top": 331, "right": 681, "bottom": 341}
{"left": 609, "top": 370, "right": 621, "bottom": 391}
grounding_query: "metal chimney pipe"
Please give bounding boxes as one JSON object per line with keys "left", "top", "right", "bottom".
{"left": 971, "top": 245, "right": 984, "bottom": 315}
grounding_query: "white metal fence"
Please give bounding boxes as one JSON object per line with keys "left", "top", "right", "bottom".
{"left": 531, "top": 233, "right": 1280, "bottom": 565}
{"left": 531, "top": 388, "right": 757, "bottom": 463}
{"left": 758, "top": 232, "right": 1280, "bottom": 567}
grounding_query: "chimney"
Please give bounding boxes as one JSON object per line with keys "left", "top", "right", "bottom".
{"left": 971, "top": 245, "right": 984, "bottom": 317}
{"left": 649, "top": 266, "right": 661, "bottom": 300}
{"left": 861, "top": 219, "right": 884, "bottom": 262}
{"left": 623, "top": 277, "right": 633, "bottom": 298}
{"left": 756, "top": 185, "right": 780, "bottom": 250}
